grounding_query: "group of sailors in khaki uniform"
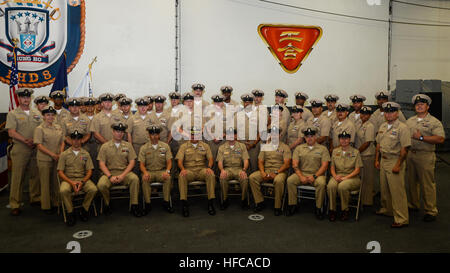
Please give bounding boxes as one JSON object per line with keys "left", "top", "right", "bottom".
{"left": 5, "top": 84, "right": 445, "bottom": 228}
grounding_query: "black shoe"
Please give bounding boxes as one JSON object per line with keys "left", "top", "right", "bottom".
{"left": 340, "top": 210, "right": 349, "bottom": 221}
{"left": 103, "top": 205, "right": 112, "bottom": 216}
{"left": 220, "top": 199, "right": 229, "bottom": 210}
{"left": 286, "top": 205, "right": 297, "bottom": 216}
{"left": 208, "top": 200, "right": 216, "bottom": 216}
{"left": 254, "top": 202, "right": 265, "bottom": 213}
{"left": 66, "top": 212, "right": 76, "bottom": 227}
{"left": 182, "top": 201, "right": 189, "bottom": 217}
{"left": 131, "top": 205, "right": 142, "bottom": 217}
{"left": 423, "top": 214, "right": 436, "bottom": 222}
{"left": 274, "top": 208, "right": 282, "bottom": 216}
{"left": 162, "top": 201, "right": 174, "bottom": 213}
{"left": 315, "top": 207, "right": 324, "bottom": 220}
{"left": 10, "top": 208, "right": 22, "bottom": 216}
{"left": 329, "top": 210, "right": 337, "bottom": 222}
{"left": 79, "top": 208, "right": 89, "bottom": 222}
{"left": 142, "top": 203, "right": 152, "bottom": 216}
{"left": 241, "top": 199, "right": 249, "bottom": 210}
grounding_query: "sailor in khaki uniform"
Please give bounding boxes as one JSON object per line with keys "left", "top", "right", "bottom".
{"left": 34, "top": 95, "right": 50, "bottom": 113}
{"left": 127, "top": 98, "right": 152, "bottom": 159}
{"left": 34, "top": 106, "right": 65, "bottom": 213}
{"left": 330, "top": 103, "right": 356, "bottom": 152}
{"left": 249, "top": 126, "right": 291, "bottom": 216}
{"left": 369, "top": 91, "right": 407, "bottom": 133}
{"left": 221, "top": 86, "right": 239, "bottom": 107}
{"left": 83, "top": 97, "right": 100, "bottom": 181}
{"left": 322, "top": 94, "right": 339, "bottom": 124}
{"left": 139, "top": 125, "right": 174, "bottom": 214}
{"left": 287, "top": 106, "right": 306, "bottom": 150}
{"left": 348, "top": 94, "right": 366, "bottom": 128}
{"left": 204, "top": 94, "right": 227, "bottom": 172}
{"left": 217, "top": 128, "right": 250, "bottom": 210}
{"left": 237, "top": 94, "right": 261, "bottom": 173}
{"left": 375, "top": 102, "right": 410, "bottom": 228}
{"left": 50, "top": 90, "right": 70, "bottom": 126}
{"left": 294, "top": 92, "right": 313, "bottom": 122}
{"left": 117, "top": 97, "right": 133, "bottom": 123}
{"left": 167, "top": 92, "right": 182, "bottom": 177}
{"left": 252, "top": 89, "right": 265, "bottom": 108}
{"left": 79, "top": 97, "right": 88, "bottom": 114}
{"left": 271, "top": 105, "right": 288, "bottom": 143}
{"left": 355, "top": 106, "right": 376, "bottom": 206}
{"left": 406, "top": 94, "right": 445, "bottom": 222}
{"left": 61, "top": 97, "right": 91, "bottom": 149}
{"left": 192, "top": 83, "right": 210, "bottom": 110}
{"left": 327, "top": 131, "right": 363, "bottom": 221}
{"left": 58, "top": 130, "right": 98, "bottom": 226}
{"left": 6, "top": 88, "right": 42, "bottom": 216}
{"left": 112, "top": 93, "right": 126, "bottom": 115}
{"left": 95, "top": 98, "right": 102, "bottom": 114}
{"left": 145, "top": 96, "right": 154, "bottom": 115}
{"left": 90, "top": 93, "right": 123, "bottom": 145}
{"left": 150, "top": 95, "right": 171, "bottom": 143}
{"left": 274, "top": 89, "right": 291, "bottom": 127}
{"left": 176, "top": 127, "right": 216, "bottom": 217}
{"left": 97, "top": 122, "right": 141, "bottom": 217}
{"left": 286, "top": 127, "right": 330, "bottom": 219}
{"left": 306, "top": 99, "right": 332, "bottom": 146}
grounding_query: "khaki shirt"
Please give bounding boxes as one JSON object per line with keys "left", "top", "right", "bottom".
{"left": 236, "top": 108, "right": 260, "bottom": 143}
{"left": 33, "top": 123, "right": 64, "bottom": 162}
{"left": 224, "top": 99, "right": 239, "bottom": 108}
{"left": 61, "top": 114, "right": 91, "bottom": 136}
{"left": 55, "top": 108, "right": 70, "bottom": 126}
{"left": 331, "top": 118, "right": 356, "bottom": 147}
{"left": 355, "top": 121, "right": 376, "bottom": 156}
{"left": 176, "top": 141, "right": 213, "bottom": 170}
{"left": 57, "top": 147, "right": 94, "bottom": 179}
{"left": 406, "top": 114, "right": 445, "bottom": 152}
{"left": 331, "top": 146, "right": 363, "bottom": 176}
{"left": 370, "top": 108, "right": 406, "bottom": 133}
{"left": 321, "top": 109, "right": 337, "bottom": 124}
{"left": 216, "top": 141, "right": 249, "bottom": 168}
{"left": 149, "top": 109, "right": 171, "bottom": 142}
{"left": 204, "top": 106, "right": 228, "bottom": 140}
{"left": 258, "top": 142, "right": 291, "bottom": 170}
{"left": 138, "top": 141, "right": 172, "bottom": 171}
{"left": 293, "top": 143, "right": 330, "bottom": 175}
{"left": 90, "top": 111, "right": 124, "bottom": 142}
{"left": 281, "top": 104, "right": 291, "bottom": 126}
{"left": 287, "top": 119, "right": 306, "bottom": 146}
{"left": 348, "top": 111, "right": 362, "bottom": 128}
{"left": 5, "top": 107, "right": 42, "bottom": 149}
{"left": 306, "top": 115, "right": 331, "bottom": 138}
{"left": 193, "top": 98, "right": 210, "bottom": 110}
{"left": 295, "top": 105, "right": 313, "bottom": 122}
{"left": 97, "top": 140, "right": 137, "bottom": 173}
{"left": 376, "top": 119, "right": 411, "bottom": 156}
{"left": 127, "top": 113, "right": 153, "bottom": 144}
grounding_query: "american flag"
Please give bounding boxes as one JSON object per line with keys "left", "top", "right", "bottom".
{"left": 9, "top": 46, "right": 19, "bottom": 111}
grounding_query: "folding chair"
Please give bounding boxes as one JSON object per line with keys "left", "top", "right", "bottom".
{"left": 348, "top": 182, "right": 363, "bottom": 221}
{"left": 260, "top": 181, "right": 286, "bottom": 212}
{"left": 57, "top": 176, "right": 98, "bottom": 223}
{"left": 219, "top": 179, "right": 250, "bottom": 207}
{"left": 187, "top": 180, "right": 210, "bottom": 199}
{"left": 142, "top": 182, "right": 173, "bottom": 209}
{"left": 100, "top": 185, "right": 131, "bottom": 214}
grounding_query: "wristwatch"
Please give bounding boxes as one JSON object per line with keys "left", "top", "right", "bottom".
{"left": 274, "top": 171, "right": 279, "bottom": 174}
{"left": 166, "top": 170, "right": 171, "bottom": 174}
{"left": 313, "top": 175, "right": 318, "bottom": 179}
{"left": 419, "top": 136, "right": 424, "bottom": 141}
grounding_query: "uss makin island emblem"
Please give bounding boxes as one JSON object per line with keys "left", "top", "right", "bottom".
{"left": 0, "top": 0, "right": 85, "bottom": 87}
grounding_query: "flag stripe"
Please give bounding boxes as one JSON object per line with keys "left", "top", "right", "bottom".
{"left": 9, "top": 47, "right": 19, "bottom": 111}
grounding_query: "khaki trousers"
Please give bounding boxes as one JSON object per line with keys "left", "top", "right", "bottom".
{"left": 60, "top": 180, "right": 98, "bottom": 213}
{"left": 9, "top": 145, "right": 40, "bottom": 209}
{"left": 327, "top": 176, "right": 360, "bottom": 211}
{"left": 142, "top": 170, "right": 171, "bottom": 203}
{"left": 407, "top": 151, "right": 438, "bottom": 216}
{"left": 247, "top": 142, "right": 260, "bottom": 174}
{"left": 361, "top": 155, "right": 375, "bottom": 206}
{"left": 249, "top": 169, "right": 287, "bottom": 209}
{"left": 37, "top": 160, "right": 59, "bottom": 210}
{"left": 178, "top": 168, "right": 216, "bottom": 200}
{"left": 220, "top": 167, "right": 249, "bottom": 200}
{"left": 97, "top": 172, "right": 140, "bottom": 205}
{"left": 287, "top": 173, "right": 326, "bottom": 208}
{"left": 379, "top": 155, "right": 409, "bottom": 225}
